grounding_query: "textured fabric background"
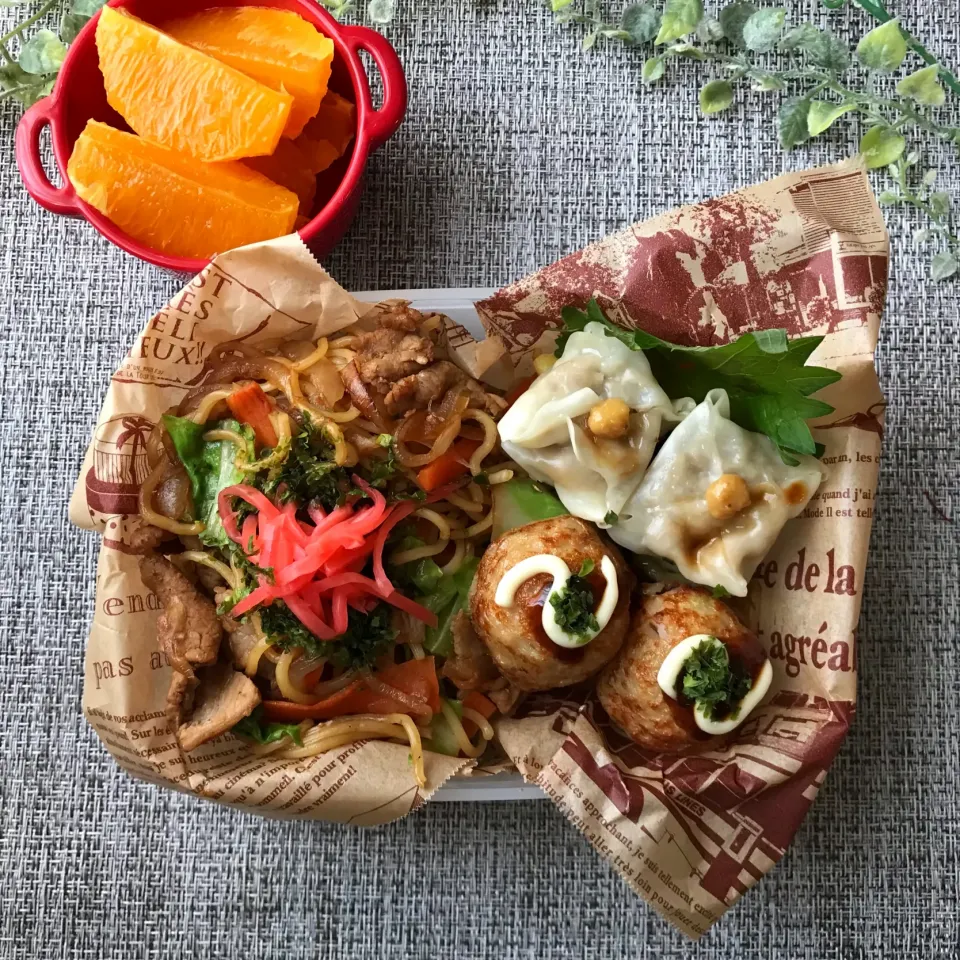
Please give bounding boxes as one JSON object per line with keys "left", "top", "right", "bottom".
{"left": 1, "top": 1, "right": 958, "bottom": 957}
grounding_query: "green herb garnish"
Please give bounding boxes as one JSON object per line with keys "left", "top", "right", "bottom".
{"left": 712, "top": 584, "right": 731, "bottom": 599}
{"left": 258, "top": 599, "right": 395, "bottom": 669}
{"left": 215, "top": 543, "right": 273, "bottom": 616}
{"left": 680, "top": 638, "right": 752, "bottom": 721}
{"left": 558, "top": 299, "right": 840, "bottom": 465}
{"left": 256, "top": 412, "right": 347, "bottom": 511}
{"left": 232, "top": 705, "right": 303, "bottom": 746}
{"left": 549, "top": 574, "right": 599, "bottom": 643}
{"left": 578, "top": 558, "right": 595, "bottom": 577}
{"left": 603, "top": 510, "right": 619, "bottom": 525}
{"left": 363, "top": 434, "right": 397, "bottom": 489}
{"left": 328, "top": 603, "right": 396, "bottom": 670}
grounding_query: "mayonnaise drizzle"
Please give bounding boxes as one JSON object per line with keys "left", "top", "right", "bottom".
{"left": 494, "top": 554, "right": 619, "bottom": 649}
{"left": 657, "top": 634, "right": 773, "bottom": 736}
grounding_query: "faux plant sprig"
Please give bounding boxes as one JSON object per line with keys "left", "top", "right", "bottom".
{"left": 551, "top": 0, "right": 960, "bottom": 281}
{"left": 0, "top": 0, "right": 104, "bottom": 105}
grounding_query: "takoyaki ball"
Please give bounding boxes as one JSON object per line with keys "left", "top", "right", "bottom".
{"left": 596, "top": 585, "right": 771, "bottom": 753}
{"left": 470, "top": 515, "right": 632, "bottom": 691}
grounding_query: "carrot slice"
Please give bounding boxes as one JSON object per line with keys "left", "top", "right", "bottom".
{"left": 416, "top": 438, "right": 481, "bottom": 492}
{"left": 226, "top": 382, "right": 278, "bottom": 448}
{"left": 260, "top": 659, "right": 442, "bottom": 722}
{"left": 260, "top": 681, "right": 364, "bottom": 721}
{"left": 336, "top": 657, "right": 441, "bottom": 716}
{"left": 461, "top": 690, "right": 497, "bottom": 737}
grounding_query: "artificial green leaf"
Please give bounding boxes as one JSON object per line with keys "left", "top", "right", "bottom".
{"left": 718, "top": 1, "right": 757, "bottom": 47}
{"left": 896, "top": 65, "right": 945, "bottom": 107}
{"left": 741, "top": 8, "right": 785, "bottom": 53}
{"left": 752, "top": 74, "right": 785, "bottom": 92}
{"left": 856, "top": 18, "right": 906, "bottom": 72}
{"left": 699, "top": 17, "right": 724, "bottom": 41}
{"left": 922, "top": 169, "right": 938, "bottom": 187}
{"left": 59, "top": 12, "right": 89, "bottom": 44}
{"left": 807, "top": 30, "right": 850, "bottom": 72}
{"left": 778, "top": 22, "right": 818, "bottom": 51}
{"left": 779, "top": 23, "right": 849, "bottom": 72}
{"left": 18, "top": 30, "right": 67, "bottom": 75}
{"left": 929, "top": 191, "right": 951, "bottom": 217}
{"left": 72, "top": 0, "right": 106, "bottom": 15}
{"left": 367, "top": 0, "right": 395, "bottom": 23}
{"left": 806, "top": 99, "right": 856, "bottom": 136}
{"left": 699, "top": 79, "right": 734, "bottom": 115}
{"left": 0, "top": 63, "right": 52, "bottom": 106}
{"left": 641, "top": 56, "right": 665, "bottom": 84}
{"left": 551, "top": 0, "right": 573, "bottom": 9}
{"left": 668, "top": 42, "right": 705, "bottom": 59}
{"left": 654, "top": 0, "right": 703, "bottom": 45}
{"left": 621, "top": 2, "right": 661, "bottom": 43}
{"left": 877, "top": 191, "right": 902, "bottom": 206}
{"left": 859, "top": 126, "right": 905, "bottom": 169}
{"left": 582, "top": 31, "right": 597, "bottom": 51}
{"left": 931, "top": 251, "right": 959, "bottom": 282}
{"left": 558, "top": 300, "right": 840, "bottom": 461}
{"left": 778, "top": 97, "right": 810, "bottom": 149}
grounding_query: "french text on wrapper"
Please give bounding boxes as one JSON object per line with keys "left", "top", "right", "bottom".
{"left": 127, "top": 270, "right": 233, "bottom": 369}
{"left": 541, "top": 776, "right": 710, "bottom": 938}
{"left": 91, "top": 648, "right": 169, "bottom": 690}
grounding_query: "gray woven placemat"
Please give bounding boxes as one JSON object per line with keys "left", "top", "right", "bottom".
{"left": 1, "top": 1, "right": 958, "bottom": 957}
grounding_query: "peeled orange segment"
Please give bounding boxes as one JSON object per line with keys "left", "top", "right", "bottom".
{"left": 96, "top": 6, "right": 291, "bottom": 161}
{"left": 67, "top": 120, "right": 298, "bottom": 259}
{"left": 303, "top": 90, "right": 356, "bottom": 155}
{"left": 292, "top": 133, "right": 340, "bottom": 176}
{"left": 244, "top": 138, "right": 318, "bottom": 216}
{"left": 293, "top": 91, "right": 356, "bottom": 174}
{"left": 165, "top": 7, "right": 334, "bottom": 140}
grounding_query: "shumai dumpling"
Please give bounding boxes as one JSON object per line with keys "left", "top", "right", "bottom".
{"left": 498, "top": 322, "right": 692, "bottom": 525}
{"left": 609, "top": 389, "right": 823, "bottom": 597}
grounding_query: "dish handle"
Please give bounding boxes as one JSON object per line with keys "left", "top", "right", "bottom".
{"left": 15, "top": 95, "right": 80, "bottom": 216}
{"left": 342, "top": 26, "right": 408, "bottom": 152}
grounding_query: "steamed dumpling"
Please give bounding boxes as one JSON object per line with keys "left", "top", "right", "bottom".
{"left": 498, "top": 322, "right": 692, "bottom": 525}
{"left": 609, "top": 389, "right": 823, "bottom": 596}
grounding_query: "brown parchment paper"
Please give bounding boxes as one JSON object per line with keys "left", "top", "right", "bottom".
{"left": 69, "top": 160, "right": 885, "bottom": 932}
{"left": 475, "top": 159, "right": 887, "bottom": 937}
{"left": 68, "top": 233, "right": 509, "bottom": 823}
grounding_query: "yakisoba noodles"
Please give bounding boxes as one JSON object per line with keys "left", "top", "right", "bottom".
{"left": 131, "top": 292, "right": 842, "bottom": 801}
{"left": 136, "top": 303, "right": 513, "bottom": 787}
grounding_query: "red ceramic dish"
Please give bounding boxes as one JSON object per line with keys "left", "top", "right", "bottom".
{"left": 14, "top": 0, "right": 406, "bottom": 272}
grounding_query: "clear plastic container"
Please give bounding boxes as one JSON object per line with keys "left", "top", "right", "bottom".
{"left": 353, "top": 288, "right": 543, "bottom": 802}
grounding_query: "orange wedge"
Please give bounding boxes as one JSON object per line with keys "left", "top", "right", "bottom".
{"left": 303, "top": 90, "right": 356, "bottom": 154}
{"left": 67, "top": 120, "right": 299, "bottom": 259}
{"left": 165, "top": 6, "right": 334, "bottom": 140}
{"left": 96, "top": 6, "right": 291, "bottom": 161}
{"left": 244, "top": 138, "right": 318, "bottom": 216}
{"left": 293, "top": 90, "right": 356, "bottom": 174}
